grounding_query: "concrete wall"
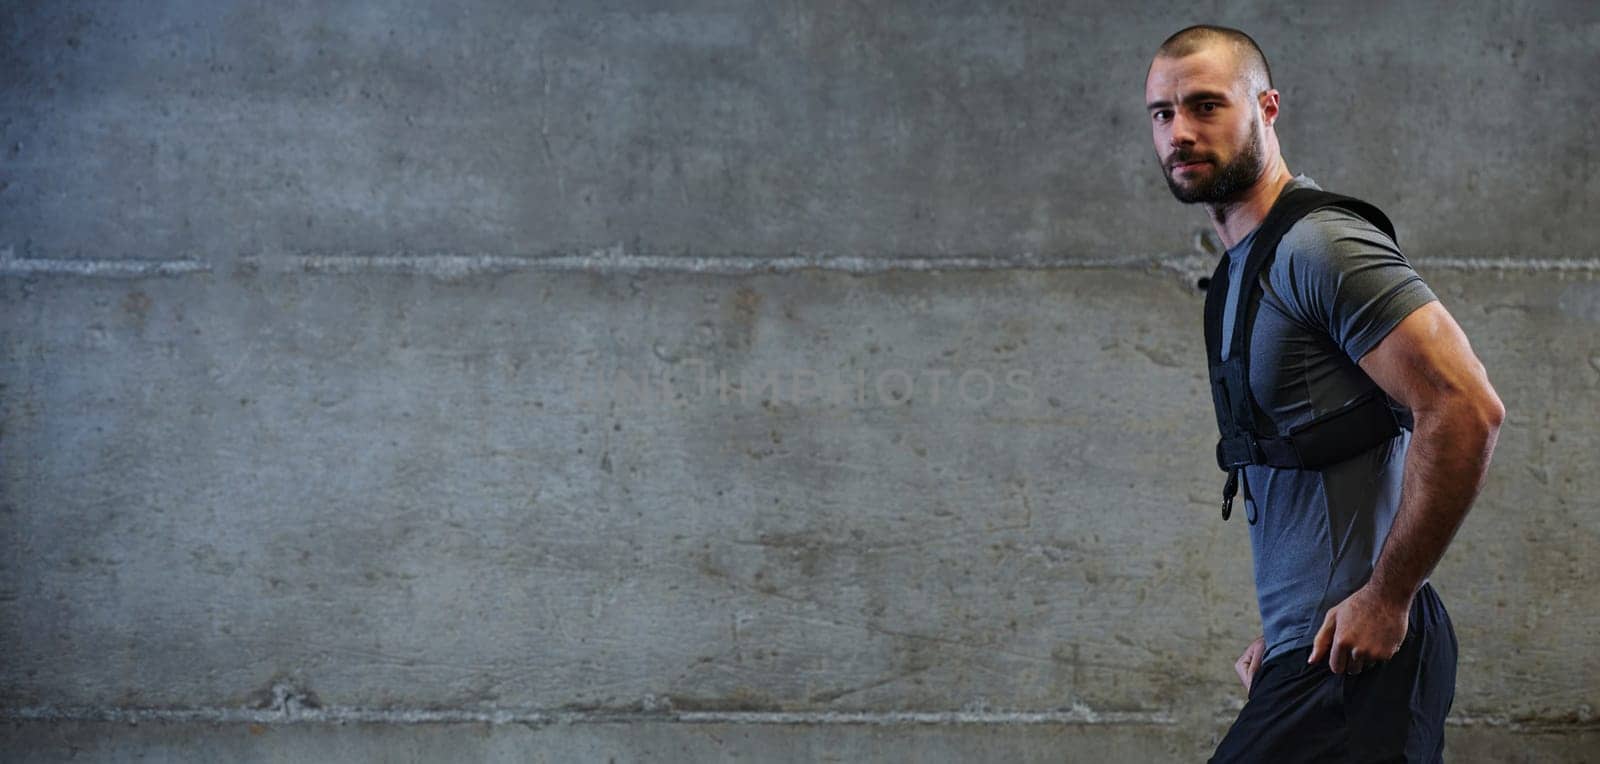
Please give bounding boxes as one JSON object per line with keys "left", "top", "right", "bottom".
{"left": 3, "top": 1, "right": 1596, "bottom": 760}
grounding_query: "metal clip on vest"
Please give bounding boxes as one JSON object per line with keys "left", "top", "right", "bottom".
{"left": 1222, "top": 467, "right": 1238, "bottom": 521}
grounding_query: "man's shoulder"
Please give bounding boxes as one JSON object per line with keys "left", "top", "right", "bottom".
{"left": 1272, "top": 202, "right": 1402, "bottom": 279}
{"left": 1279, "top": 204, "right": 1397, "bottom": 252}
{"left": 1256, "top": 191, "right": 1433, "bottom": 355}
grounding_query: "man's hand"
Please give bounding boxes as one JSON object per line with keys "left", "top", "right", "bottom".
{"left": 1307, "top": 585, "right": 1410, "bottom": 674}
{"left": 1235, "top": 635, "right": 1266, "bottom": 692}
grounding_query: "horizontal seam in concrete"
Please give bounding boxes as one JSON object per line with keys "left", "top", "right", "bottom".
{"left": 3, "top": 252, "right": 1598, "bottom": 279}
{"left": 238, "top": 252, "right": 1157, "bottom": 276}
{"left": 1409, "top": 257, "right": 1600, "bottom": 271}
{"left": 222, "top": 253, "right": 1600, "bottom": 276}
{"left": 0, "top": 706, "right": 1175, "bottom": 726}
{"left": 0, "top": 256, "right": 211, "bottom": 277}
{"left": 2, "top": 707, "right": 1596, "bottom": 732}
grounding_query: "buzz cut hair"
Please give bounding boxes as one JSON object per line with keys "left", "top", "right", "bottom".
{"left": 1154, "top": 24, "right": 1274, "bottom": 98}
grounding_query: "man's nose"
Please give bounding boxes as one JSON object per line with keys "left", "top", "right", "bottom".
{"left": 1167, "top": 111, "right": 1198, "bottom": 149}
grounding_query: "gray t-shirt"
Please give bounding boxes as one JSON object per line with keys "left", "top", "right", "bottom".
{"left": 1218, "top": 174, "right": 1439, "bottom": 663}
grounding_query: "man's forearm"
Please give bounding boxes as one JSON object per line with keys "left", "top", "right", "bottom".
{"left": 1366, "top": 401, "right": 1502, "bottom": 607}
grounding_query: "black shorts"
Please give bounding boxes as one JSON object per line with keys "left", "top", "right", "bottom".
{"left": 1209, "top": 582, "right": 1458, "bottom": 763}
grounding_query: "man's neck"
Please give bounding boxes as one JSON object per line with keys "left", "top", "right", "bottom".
{"left": 1206, "top": 164, "right": 1295, "bottom": 250}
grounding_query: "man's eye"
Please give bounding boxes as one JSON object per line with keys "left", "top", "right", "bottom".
{"left": 1153, "top": 110, "right": 1172, "bottom": 121}
{"left": 1200, "top": 102, "right": 1219, "bottom": 112}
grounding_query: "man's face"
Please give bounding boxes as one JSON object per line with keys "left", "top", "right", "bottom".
{"left": 1145, "top": 48, "right": 1265, "bottom": 205}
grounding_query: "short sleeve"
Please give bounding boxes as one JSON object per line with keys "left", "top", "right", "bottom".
{"left": 1269, "top": 207, "right": 1439, "bottom": 362}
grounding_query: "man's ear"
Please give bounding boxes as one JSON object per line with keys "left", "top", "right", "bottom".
{"left": 1258, "top": 89, "right": 1281, "bottom": 127}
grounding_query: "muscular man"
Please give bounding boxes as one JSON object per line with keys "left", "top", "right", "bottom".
{"left": 1143, "top": 25, "right": 1505, "bottom": 761}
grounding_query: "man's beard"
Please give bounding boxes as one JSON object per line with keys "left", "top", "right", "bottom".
{"left": 1162, "top": 123, "right": 1265, "bottom": 205}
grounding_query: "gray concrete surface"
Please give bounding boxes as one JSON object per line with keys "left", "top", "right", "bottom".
{"left": 3, "top": 1, "right": 1597, "bottom": 761}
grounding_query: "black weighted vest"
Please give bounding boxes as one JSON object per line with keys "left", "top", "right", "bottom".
{"left": 1203, "top": 187, "right": 1414, "bottom": 524}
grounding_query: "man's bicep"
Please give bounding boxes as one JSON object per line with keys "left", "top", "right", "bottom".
{"left": 1356, "top": 300, "right": 1498, "bottom": 416}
